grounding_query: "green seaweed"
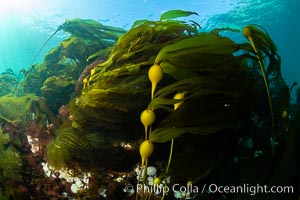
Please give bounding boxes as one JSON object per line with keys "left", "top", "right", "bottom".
{"left": 47, "top": 126, "right": 93, "bottom": 169}
{"left": 0, "top": 128, "right": 22, "bottom": 181}
{"left": 0, "top": 70, "right": 18, "bottom": 96}
{"left": 45, "top": 13, "right": 205, "bottom": 172}
{"left": 0, "top": 94, "right": 58, "bottom": 128}
{"left": 46, "top": 139, "right": 71, "bottom": 170}
{"left": 41, "top": 75, "right": 76, "bottom": 114}
{"left": 41, "top": 11, "right": 291, "bottom": 193}
{"left": 0, "top": 150, "right": 22, "bottom": 180}
{"left": 17, "top": 18, "right": 126, "bottom": 117}
{"left": 160, "top": 10, "right": 198, "bottom": 21}
{"left": 60, "top": 18, "right": 126, "bottom": 41}
{"left": 0, "top": 129, "right": 10, "bottom": 153}
{"left": 146, "top": 30, "right": 255, "bottom": 144}
{"left": 46, "top": 124, "right": 132, "bottom": 171}
{"left": 155, "top": 33, "right": 239, "bottom": 80}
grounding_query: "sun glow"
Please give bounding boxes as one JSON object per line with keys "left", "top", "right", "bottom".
{"left": 0, "top": 0, "right": 42, "bottom": 18}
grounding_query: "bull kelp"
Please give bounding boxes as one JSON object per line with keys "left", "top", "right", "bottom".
{"left": 43, "top": 10, "right": 297, "bottom": 199}
{"left": 17, "top": 19, "right": 126, "bottom": 110}
{"left": 0, "top": 10, "right": 298, "bottom": 200}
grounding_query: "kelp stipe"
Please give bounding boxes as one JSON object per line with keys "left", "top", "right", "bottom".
{"left": 242, "top": 25, "right": 274, "bottom": 129}
{"left": 13, "top": 25, "right": 63, "bottom": 97}
{"left": 30, "top": 25, "right": 64, "bottom": 66}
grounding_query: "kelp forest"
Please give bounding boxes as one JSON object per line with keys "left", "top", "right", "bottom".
{"left": 0, "top": 10, "right": 299, "bottom": 200}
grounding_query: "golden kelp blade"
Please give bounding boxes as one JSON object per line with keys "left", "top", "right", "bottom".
{"left": 160, "top": 10, "right": 198, "bottom": 21}
{"left": 242, "top": 25, "right": 275, "bottom": 129}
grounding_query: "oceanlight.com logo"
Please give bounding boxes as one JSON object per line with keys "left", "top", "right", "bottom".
{"left": 207, "top": 183, "right": 294, "bottom": 196}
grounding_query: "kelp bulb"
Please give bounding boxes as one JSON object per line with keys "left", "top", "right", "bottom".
{"left": 140, "top": 109, "right": 156, "bottom": 127}
{"left": 153, "top": 177, "right": 161, "bottom": 185}
{"left": 148, "top": 64, "right": 163, "bottom": 83}
{"left": 173, "top": 92, "right": 185, "bottom": 110}
{"left": 140, "top": 140, "right": 154, "bottom": 158}
{"left": 282, "top": 110, "right": 288, "bottom": 120}
{"left": 242, "top": 26, "right": 258, "bottom": 54}
{"left": 139, "top": 140, "right": 154, "bottom": 166}
{"left": 83, "top": 78, "right": 88, "bottom": 84}
{"left": 242, "top": 26, "right": 252, "bottom": 38}
{"left": 83, "top": 78, "right": 88, "bottom": 89}
{"left": 90, "top": 68, "right": 96, "bottom": 76}
{"left": 148, "top": 64, "right": 163, "bottom": 99}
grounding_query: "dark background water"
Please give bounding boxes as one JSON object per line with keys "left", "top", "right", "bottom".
{"left": 0, "top": 0, "right": 299, "bottom": 99}
{"left": 269, "top": 0, "right": 300, "bottom": 97}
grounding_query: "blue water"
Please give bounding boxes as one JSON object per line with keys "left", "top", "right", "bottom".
{"left": 0, "top": 0, "right": 299, "bottom": 93}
